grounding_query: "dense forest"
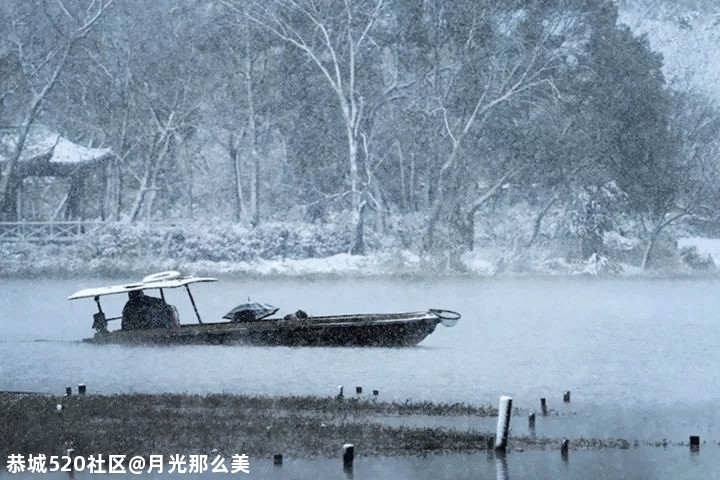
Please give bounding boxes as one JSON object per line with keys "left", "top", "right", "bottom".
{"left": 2, "top": 0, "right": 720, "bottom": 274}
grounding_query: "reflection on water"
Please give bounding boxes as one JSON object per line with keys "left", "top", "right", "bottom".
{"left": 496, "top": 453, "right": 509, "bottom": 480}
{"left": 2, "top": 277, "right": 720, "bottom": 478}
{"left": 2, "top": 449, "right": 719, "bottom": 479}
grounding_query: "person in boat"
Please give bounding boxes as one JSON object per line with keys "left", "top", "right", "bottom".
{"left": 121, "top": 290, "right": 179, "bottom": 330}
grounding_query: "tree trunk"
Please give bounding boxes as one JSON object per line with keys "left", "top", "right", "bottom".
{"left": 229, "top": 132, "right": 245, "bottom": 222}
{"left": 458, "top": 167, "right": 523, "bottom": 252}
{"left": 347, "top": 120, "right": 364, "bottom": 254}
{"left": 424, "top": 143, "right": 460, "bottom": 249}
{"left": 250, "top": 153, "right": 259, "bottom": 226}
{"left": 372, "top": 179, "right": 385, "bottom": 235}
{"left": 409, "top": 152, "right": 416, "bottom": 211}
{"left": 144, "top": 176, "right": 157, "bottom": 221}
{"left": 64, "top": 173, "right": 85, "bottom": 220}
{"left": 641, "top": 229, "right": 660, "bottom": 271}
{"left": 0, "top": 175, "right": 19, "bottom": 221}
{"left": 103, "top": 159, "right": 121, "bottom": 221}
{"left": 525, "top": 197, "right": 556, "bottom": 248}
{"left": 128, "top": 159, "right": 153, "bottom": 222}
{"left": 246, "top": 25, "right": 260, "bottom": 227}
{"left": 449, "top": 202, "right": 474, "bottom": 251}
{"left": 396, "top": 141, "right": 407, "bottom": 211}
{"left": 52, "top": 191, "right": 69, "bottom": 221}
{"left": 351, "top": 200, "right": 366, "bottom": 255}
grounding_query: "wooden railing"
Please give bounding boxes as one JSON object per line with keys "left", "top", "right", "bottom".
{"left": 0, "top": 221, "right": 105, "bottom": 242}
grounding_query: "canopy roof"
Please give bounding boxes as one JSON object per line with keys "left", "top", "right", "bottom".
{"left": 0, "top": 124, "right": 111, "bottom": 170}
{"left": 68, "top": 276, "right": 218, "bottom": 300}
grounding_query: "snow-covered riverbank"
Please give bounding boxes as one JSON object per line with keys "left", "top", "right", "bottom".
{"left": 2, "top": 231, "right": 718, "bottom": 279}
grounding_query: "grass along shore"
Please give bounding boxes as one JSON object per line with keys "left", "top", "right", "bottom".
{"left": 1, "top": 392, "right": 495, "bottom": 461}
{"left": 1, "top": 392, "right": 691, "bottom": 463}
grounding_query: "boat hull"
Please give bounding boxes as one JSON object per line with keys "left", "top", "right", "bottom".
{"left": 83, "top": 311, "right": 441, "bottom": 347}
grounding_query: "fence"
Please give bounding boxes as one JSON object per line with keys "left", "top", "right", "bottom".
{"left": 0, "top": 221, "right": 105, "bottom": 243}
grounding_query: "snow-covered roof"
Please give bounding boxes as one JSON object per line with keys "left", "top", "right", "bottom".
{"left": 68, "top": 275, "right": 219, "bottom": 300}
{"left": 0, "top": 124, "right": 111, "bottom": 166}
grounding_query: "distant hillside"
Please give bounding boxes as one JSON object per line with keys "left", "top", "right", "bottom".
{"left": 619, "top": 0, "right": 720, "bottom": 99}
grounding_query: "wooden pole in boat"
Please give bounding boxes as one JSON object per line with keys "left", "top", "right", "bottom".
{"left": 92, "top": 296, "right": 108, "bottom": 333}
{"left": 93, "top": 296, "right": 103, "bottom": 314}
{"left": 495, "top": 396, "right": 512, "bottom": 452}
{"left": 184, "top": 284, "right": 203, "bottom": 324}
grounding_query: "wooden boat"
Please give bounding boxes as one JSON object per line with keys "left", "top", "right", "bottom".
{"left": 68, "top": 271, "right": 461, "bottom": 347}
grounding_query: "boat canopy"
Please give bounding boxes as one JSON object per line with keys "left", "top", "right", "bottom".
{"left": 67, "top": 276, "right": 218, "bottom": 300}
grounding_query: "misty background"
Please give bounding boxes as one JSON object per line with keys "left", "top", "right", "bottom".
{"left": 2, "top": 0, "right": 720, "bottom": 276}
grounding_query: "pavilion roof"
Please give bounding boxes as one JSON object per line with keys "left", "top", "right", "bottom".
{"left": 0, "top": 124, "right": 111, "bottom": 166}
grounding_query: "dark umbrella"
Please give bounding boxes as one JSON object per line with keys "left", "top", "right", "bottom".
{"left": 224, "top": 302, "right": 279, "bottom": 322}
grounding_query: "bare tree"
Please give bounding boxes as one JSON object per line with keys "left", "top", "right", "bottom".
{"left": 421, "top": 6, "right": 560, "bottom": 250}
{"left": 0, "top": 0, "right": 114, "bottom": 221}
{"left": 637, "top": 93, "right": 720, "bottom": 270}
{"left": 217, "top": 14, "right": 269, "bottom": 226}
{"left": 225, "top": 0, "right": 384, "bottom": 253}
{"left": 127, "top": 106, "right": 194, "bottom": 222}
{"left": 75, "top": 0, "right": 204, "bottom": 222}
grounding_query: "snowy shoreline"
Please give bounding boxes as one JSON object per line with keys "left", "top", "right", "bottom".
{"left": 1, "top": 220, "right": 718, "bottom": 279}
{"left": 2, "top": 238, "right": 719, "bottom": 280}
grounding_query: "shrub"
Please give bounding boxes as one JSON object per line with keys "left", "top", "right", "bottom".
{"left": 680, "top": 246, "right": 716, "bottom": 271}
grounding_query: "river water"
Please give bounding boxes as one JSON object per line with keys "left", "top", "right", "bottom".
{"left": 2, "top": 276, "right": 720, "bottom": 478}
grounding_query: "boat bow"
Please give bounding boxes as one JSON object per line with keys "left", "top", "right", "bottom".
{"left": 429, "top": 309, "right": 461, "bottom": 327}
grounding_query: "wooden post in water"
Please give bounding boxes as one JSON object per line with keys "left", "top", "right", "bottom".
{"left": 561, "top": 438, "right": 569, "bottom": 462}
{"left": 541, "top": 398, "right": 548, "bottom": 416}
{"left": 528, "top": 413, "right": 536, "bottom": 435}
{"left": 343, "top": 443, "right": 354, "bottom": 470}
{"left": 495, "top": 396, "right": 512, "bottom": 451}
{"left": 690, "top": 435, "right": 700, "bottom": 451}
